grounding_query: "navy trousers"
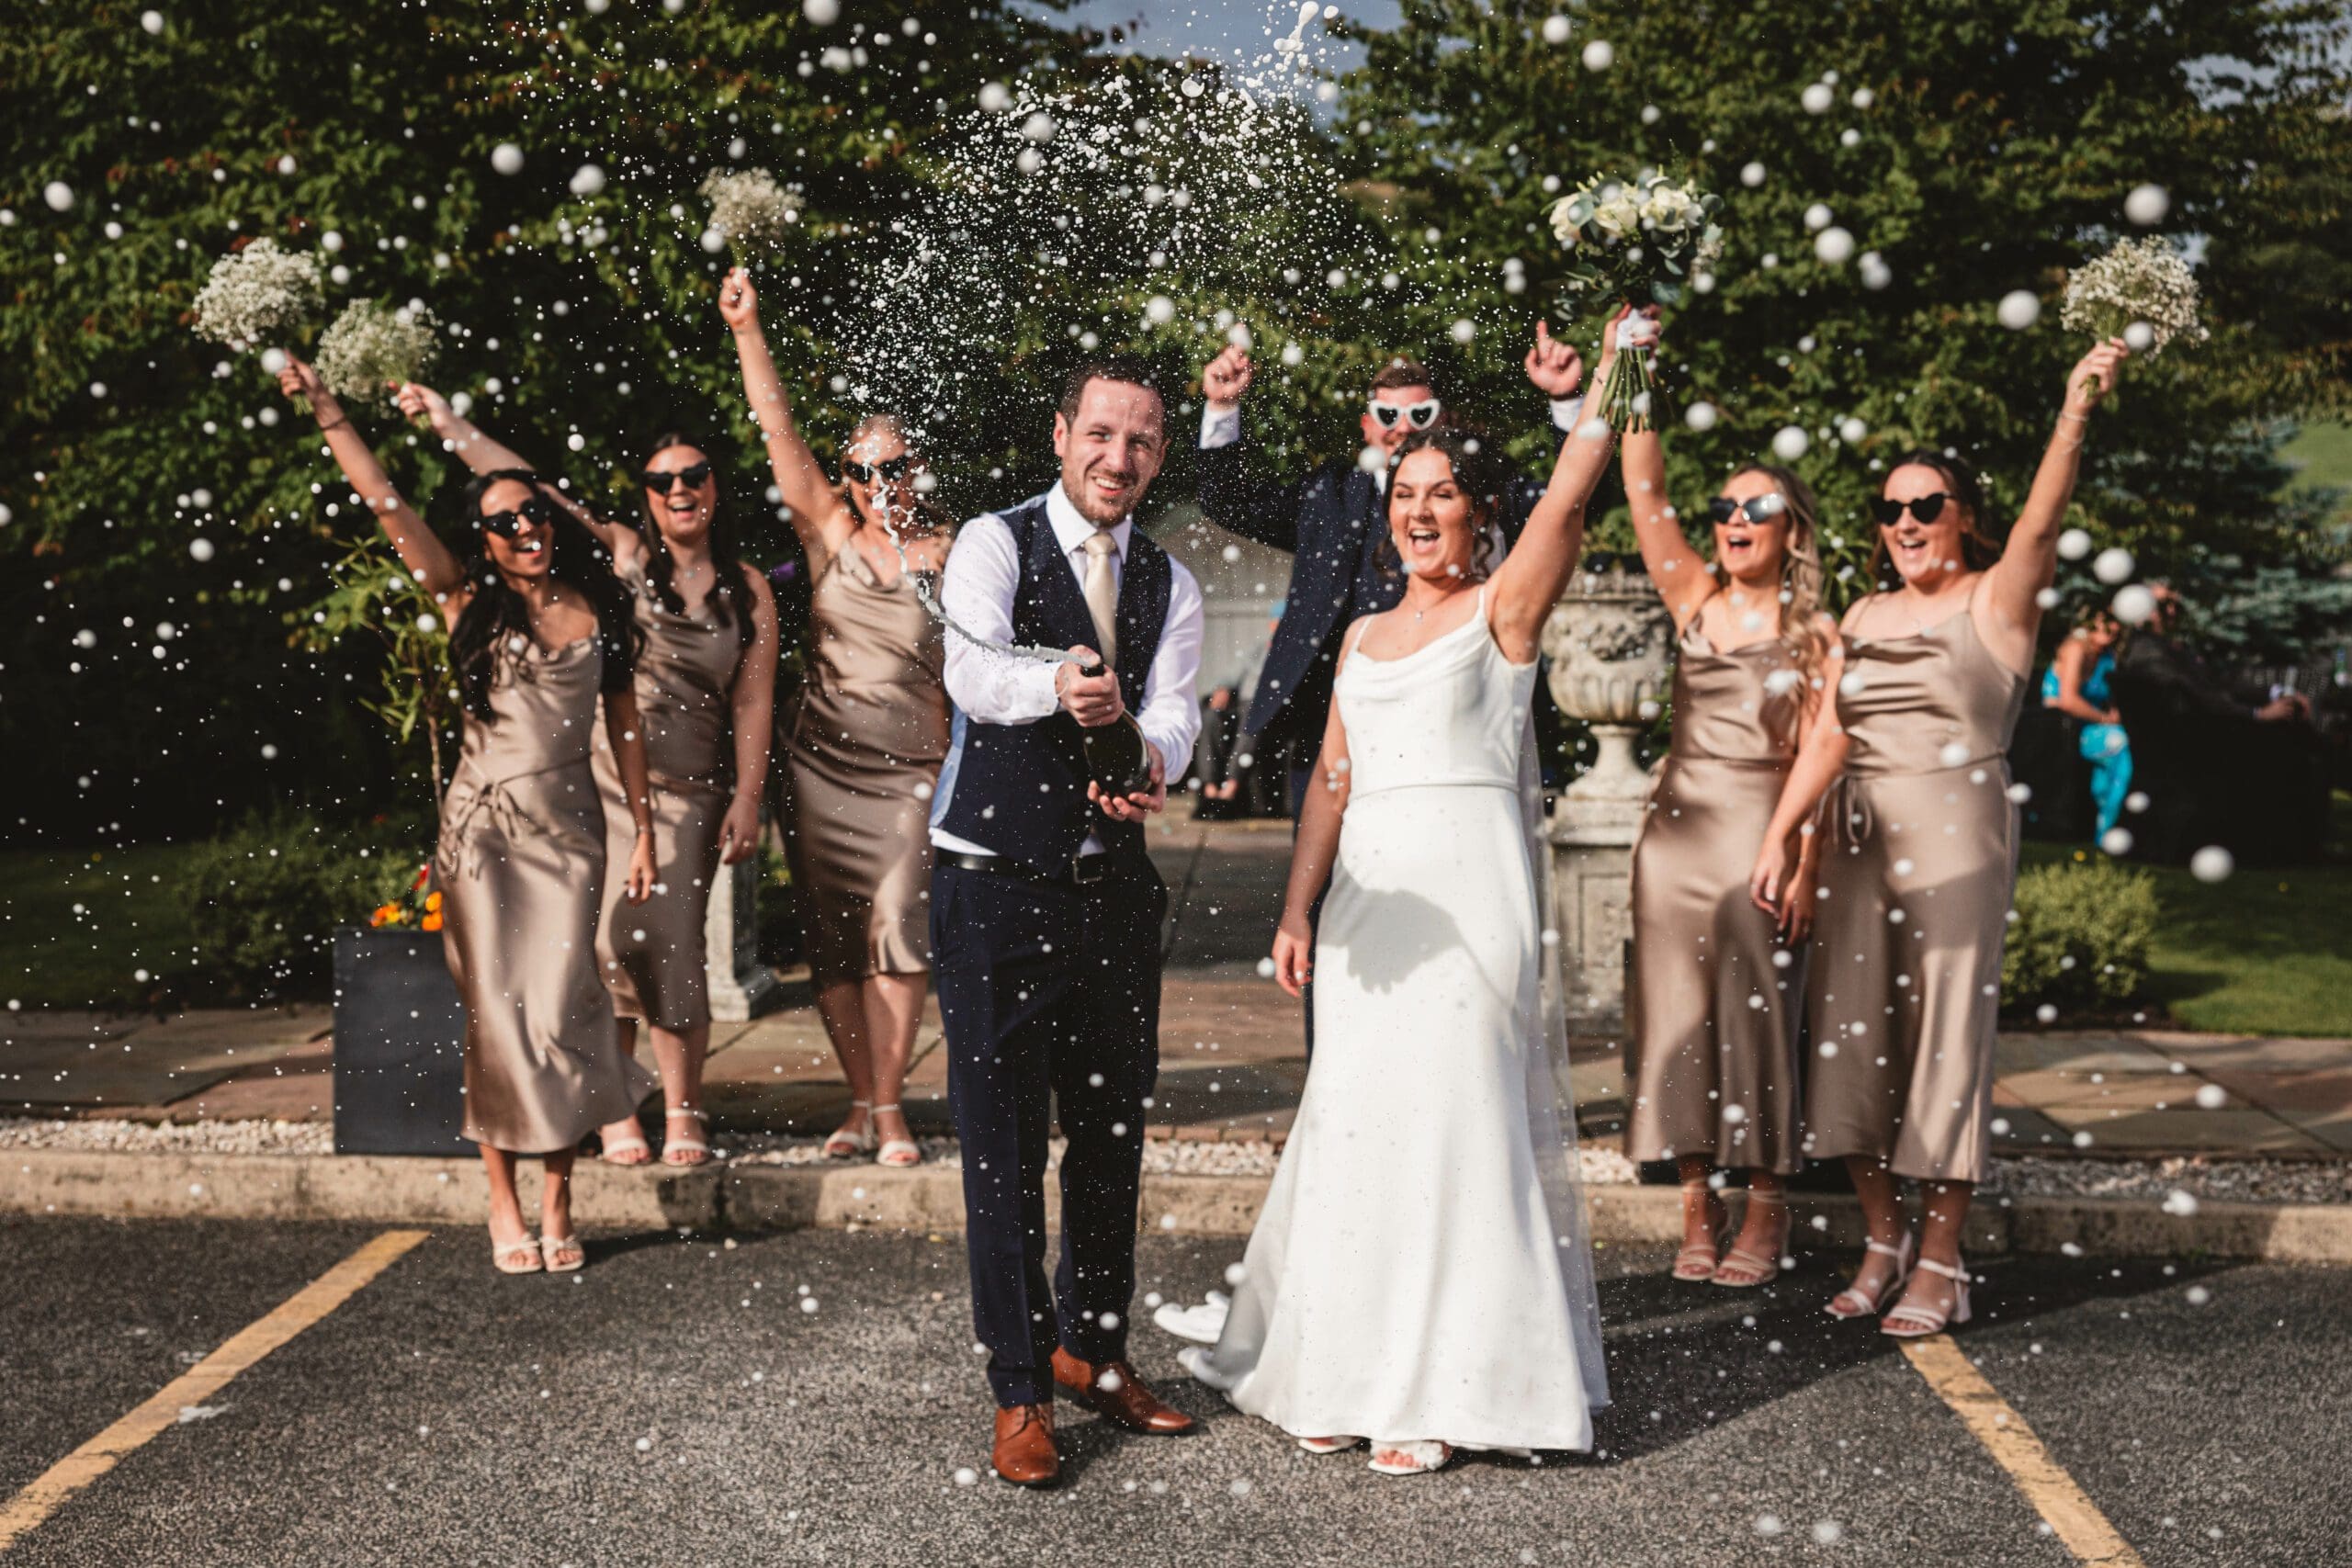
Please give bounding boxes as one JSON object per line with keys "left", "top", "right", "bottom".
{"left": 931, "top": 853, "right": 1166, "bottom": 1408}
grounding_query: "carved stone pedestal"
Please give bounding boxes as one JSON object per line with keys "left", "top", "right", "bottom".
{"left": 1539, "top": 558, "right": 1674, "bottom": 1035}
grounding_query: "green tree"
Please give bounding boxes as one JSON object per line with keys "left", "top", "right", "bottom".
{"left": 1328, "top": 0, "right": 2352, "bottom": 586}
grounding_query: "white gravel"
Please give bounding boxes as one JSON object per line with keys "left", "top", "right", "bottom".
{"left": 4, "top": 1121, "right": 2341, "bottom": 1205}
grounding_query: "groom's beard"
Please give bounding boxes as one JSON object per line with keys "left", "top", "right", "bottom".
{"left": 1069, "top": 468, "right": 1148, "bottom": 525}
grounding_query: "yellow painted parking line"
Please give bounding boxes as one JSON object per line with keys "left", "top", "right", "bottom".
{"left": 1901, "top": 1334, "right": 2147, "bottom": 1568}
{"left": 0, "top": 1228, "right": 428, "bottom": 1553}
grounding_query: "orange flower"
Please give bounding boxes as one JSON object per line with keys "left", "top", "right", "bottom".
{"left": 370, "top": 903, "right": 404, "bottom": 928}
{"left": 421, "top": 912, "right": 443, "bottom": 932}
{"left": 424, "top": 890, "right": 444, "bottom": 913}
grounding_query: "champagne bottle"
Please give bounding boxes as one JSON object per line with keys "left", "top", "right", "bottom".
{"left": 1072, "top": 656, "right": 1155, "bottom": 796}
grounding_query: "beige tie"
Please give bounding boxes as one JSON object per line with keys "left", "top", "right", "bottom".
{"left": 1080, "top": 531, "right": 1119, "bottom": 670}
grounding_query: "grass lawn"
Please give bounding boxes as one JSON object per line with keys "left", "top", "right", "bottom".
{"left": 0, "top": 844, "right": 206, "bottom": 1012}
{"left": 2021, "top": 793, "right": 2352, "bottom": 1038}
{"left": 2281, "top": 419, "right": 2352, "bottom": 522}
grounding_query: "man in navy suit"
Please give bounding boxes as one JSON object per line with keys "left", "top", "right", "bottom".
{"left": 1196, "top": 329, "right": 1589, "bottom": 814}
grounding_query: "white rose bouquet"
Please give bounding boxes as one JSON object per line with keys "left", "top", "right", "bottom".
{"left": 699, "top": 167, "right": 802, "bottom": 262}
{"left": 1546, "top": 170, "right": 1724, "bottom": 431}
{"left": 190, "top": 236, "right": 324, "bottom": 353}
{"left": 2059, "top": 235, "right": 2207, "bottom": 390}
{"left": 314, "top": 299, "right": 441, "bottom": 405}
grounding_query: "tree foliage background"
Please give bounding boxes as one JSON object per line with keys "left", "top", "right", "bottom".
{"left": 5, "top": 0, "right": 2348, "bottom": 843}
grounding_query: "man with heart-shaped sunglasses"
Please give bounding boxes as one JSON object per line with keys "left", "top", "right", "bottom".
{"left": 1195, "top": 331, "right": 1589, "bottom": 821}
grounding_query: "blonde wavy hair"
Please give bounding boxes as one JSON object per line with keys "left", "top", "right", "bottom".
{"left": 1726, "top": 463, "right": 1834, "bottom": 692}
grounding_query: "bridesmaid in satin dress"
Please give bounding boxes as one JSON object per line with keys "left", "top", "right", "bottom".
{"left": 396, "top": 387, "right": 781, "bottom": 1170}
{"left": 1619, "top": 373, "right": 1839, "bottom": 1289}
{"left": 722, "top": 266, "right": 949, "bottom": 1169}
{"left": 279, "top": 356, "right": 658, "bottom": 1275}
{"left": 1750, "top": 337, "right": 2132, "bottom": 1337}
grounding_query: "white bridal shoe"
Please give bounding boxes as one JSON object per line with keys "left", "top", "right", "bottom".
{"left": 1880, "top": 1257, "right": 1973, "bottom": 1338}
{"left": 1826, "top": 1233, "right": 1917, "bottom": 1320}
{"left": 1367, "top": 1440, "right": 1452, "bottom": 1477}
{"left": 1153, "top": 1290, "right": 1231, "bottom": 1345}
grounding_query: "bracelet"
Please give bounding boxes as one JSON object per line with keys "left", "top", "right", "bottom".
{"left": 318, "top": 415, "right": 350, "bottom": 434}
{"left": 635, "top": 826, "right": 655, "bottom": 839}
{"left": 2056, "top": 410, "right": 2088, "bottom": 425}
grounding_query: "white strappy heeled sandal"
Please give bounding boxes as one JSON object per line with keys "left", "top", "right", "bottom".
{"left": 1672, "top": 1179, "right": 1732, "bottom": 1281}
{"left": 662, "top": 1106, "right": 712, "bottom": 1168}
{"left": 1881, "top": 1256, "right": 1973, "bottom": 1338}
{"left": 538, "top": 1232, "right": 586, "bottom": 1273}
{"left": 1826, "top": 1233, "right": 1916, "bottom": 1320}
{"left": 492, "top": 1234, "right": 543, "bottom": 1275}
{"left": 872, "top": 1102, "right": 922, "bottom": 1168}
{"left": 823, "top": 1100, "right": 876, "bottom": 1159}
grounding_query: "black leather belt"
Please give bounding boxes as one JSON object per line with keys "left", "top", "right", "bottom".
{"left": 939, "top": 850, "right": 1111, "bottom": 886}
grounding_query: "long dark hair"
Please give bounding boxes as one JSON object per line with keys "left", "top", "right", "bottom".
{"left": 637, "top": 432, "right": 752, "bottom": 649}
{"left": 447, "top": 468, "right": 642, "bottom": 725}
{"left": 1871, "top": 446, "right": 2004, "bottom": 587}
{"left": 1375, "top": 423, "right": 1512, "bottom": 583}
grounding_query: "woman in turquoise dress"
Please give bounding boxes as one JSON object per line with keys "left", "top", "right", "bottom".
{"left": 2041, "top": 613, "right": 2132, "bottom": 838}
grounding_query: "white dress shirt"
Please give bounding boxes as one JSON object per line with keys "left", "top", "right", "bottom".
{"left": 930, "top": 481, "right": 1205, "bottom": 858}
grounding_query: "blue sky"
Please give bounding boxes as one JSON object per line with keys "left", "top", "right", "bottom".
{"left": 1046, "top": 0, "right": 1404, "bottom": 70}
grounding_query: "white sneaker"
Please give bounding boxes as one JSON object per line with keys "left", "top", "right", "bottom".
{"left": 1152, "top": 1296, "right": 1231, "bottom": 1345}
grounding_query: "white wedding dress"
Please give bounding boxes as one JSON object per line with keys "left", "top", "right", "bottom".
{"left": 1193, "top": 596, "right": 1610, "bottom": 1451}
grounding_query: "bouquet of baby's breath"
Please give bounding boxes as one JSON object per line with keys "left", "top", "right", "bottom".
{"left": 2060, "top": 236, "right": 2207, "bottom": 389}
{"left": 314, "top": 299, "right": 441, "bottom": 404}
{"left": 190, "top": 237, "right": 324, "bottom": 352}
{"left": 698, "top": 167, "right": 801, "bottom": 261}
{"left": 1547, "top": 170, "right": 1724, "bottom": 431}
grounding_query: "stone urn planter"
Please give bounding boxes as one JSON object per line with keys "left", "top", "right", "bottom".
{"left": 332, "top": 927, "right": 470, "bottom": 1156}
{"left": 1538, "top": 555, "right": 1675, "bottom": 1032}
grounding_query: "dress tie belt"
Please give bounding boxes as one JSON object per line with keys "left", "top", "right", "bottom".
{"left": 441, "top": 761, "right": 598, "bottom": 878}
{"left": 1818, "top": 754, "right": 2005, "bottom": 851}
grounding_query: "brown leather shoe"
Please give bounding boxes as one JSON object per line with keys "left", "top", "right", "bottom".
{"left": 991, "top": 1402, "right": 1060, "bottom": 1487}
{"left": 1051, "top": 1347, "right": 1196, "bottom": 1435}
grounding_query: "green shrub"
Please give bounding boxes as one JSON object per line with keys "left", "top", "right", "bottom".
{"left": 2002, "top": 859, "right": 2159, "bottom": 1017}
{"left": 180, "top": 813, "right": 419, "bottom": 998}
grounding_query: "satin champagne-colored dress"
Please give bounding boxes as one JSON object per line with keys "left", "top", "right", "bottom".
{"left": 1626, "top": 624, "right": 1808, "bottom": 1174}
{"left": 436, "top": 637, "right": 657, "bottom": 1155}
{"left": 591, "top": 558, "right": 748, "bottom": 1032}
{"left": 1804, "top": 592, "right": 2028, "bottom": 1184}
{"left": 786, "top": 544, "right": 950, "bottom": 982}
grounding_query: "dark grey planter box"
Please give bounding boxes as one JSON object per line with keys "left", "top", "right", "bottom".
{"left": 332, "top": 927, "right": 471, "bottom": 1156}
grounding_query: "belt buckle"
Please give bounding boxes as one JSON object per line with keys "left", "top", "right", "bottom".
{"left": 1070, "top": 854, "right": 1106, "bottom": 886}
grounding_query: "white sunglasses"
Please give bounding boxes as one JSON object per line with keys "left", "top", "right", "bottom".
{"left": 1369, "top": 398, "right": 1442, "bottom": 431}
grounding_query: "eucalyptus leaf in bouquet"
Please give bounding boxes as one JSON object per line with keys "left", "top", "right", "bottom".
{"left": 314, "top": 299, "right": 442, "bottom": 405}
{"left": 189, "top": 236, "right": 324, "bottom": 353}
{"left": 1546, "top": 171, "right": 1724, "bottom": 430}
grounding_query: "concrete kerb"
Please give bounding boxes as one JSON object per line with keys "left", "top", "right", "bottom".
{"left": 5, "top": 1151, "right": 2347, "bottom": 1266}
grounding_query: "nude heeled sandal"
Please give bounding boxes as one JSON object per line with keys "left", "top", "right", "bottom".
{"left": 539, "top": 1232, "right": 586, "bottom": 1273}
{"left": 661, "top": 1106, "right": 711, "bottom": 1168}
{"left": 1710, "top": 1190, "right": 1789, "bottom": 1289}
{"left": 871, "top": 1103, "right": 922, "bottom": 1168}
{"left": 492, "top": 1235, "right": 543, "bottom": 1275}
{"left": 823, "top": 1100, "right": 876, "bottom": 1159}
{"left": 1880, "top": 1256, "right": 1972, "bottom": 1338}
{"left": 1826, "top": 1233, "right": 1916, "bottom": 1320}
{"left": 1672, "top": 1179, "right": 1733, "bottom": 1281}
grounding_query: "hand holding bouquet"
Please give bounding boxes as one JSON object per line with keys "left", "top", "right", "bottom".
{"left": 2059, "top": 235, "right": 2206, "bottom": 393}
{"left": 190, "top": 236, "right": 324, "bottom": 356}
{"left": 1546, "top": 171, "right": 1723, "bottom": 431}
{"left": 699, "top": 167, "right": 803, "bottom": 263}
{"left": 314, "top": 299, "right": 442, "bottom": 406}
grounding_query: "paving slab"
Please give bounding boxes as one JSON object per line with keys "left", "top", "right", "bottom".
{"left": 2035, "top": 1104, "right": 2325, "bottom": 1156}
{"left": 3, "top": 1006, "right": 324, "bottom": 1111}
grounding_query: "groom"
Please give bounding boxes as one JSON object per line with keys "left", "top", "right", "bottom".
{"left": 928, "top": 357, "right": 1205, "bottom": 1486}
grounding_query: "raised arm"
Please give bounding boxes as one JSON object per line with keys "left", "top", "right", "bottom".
{"left": 277, "top": 355, "right": 467, "bottom": 611}
{"left": 719, "top": 266, "right": 857, "bottom": 569}
{"left": 1982, "top": 337, "right": 2130, "bottom": 662}
{"left": 1620, "top": 425, "right": 1714, "bottom": 632}
{"left": 1196, "top": 344, "right": 1306, "bottom": 555}
{"left": 391, "top": 380, "right": 638, "bottom": 565}
{"left": 1269, "top": 666, "right": 1353, "bottom": 997}
{"left": 719, "top": 568, "right": 781, "bottom": 864}
{"left": 1487, "top": 316, "right": 1626, "bottom": 660}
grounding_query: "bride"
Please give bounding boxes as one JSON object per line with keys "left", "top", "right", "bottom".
{"left": 1183, "top": 313, "right": 1629, "bottom": 1475}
